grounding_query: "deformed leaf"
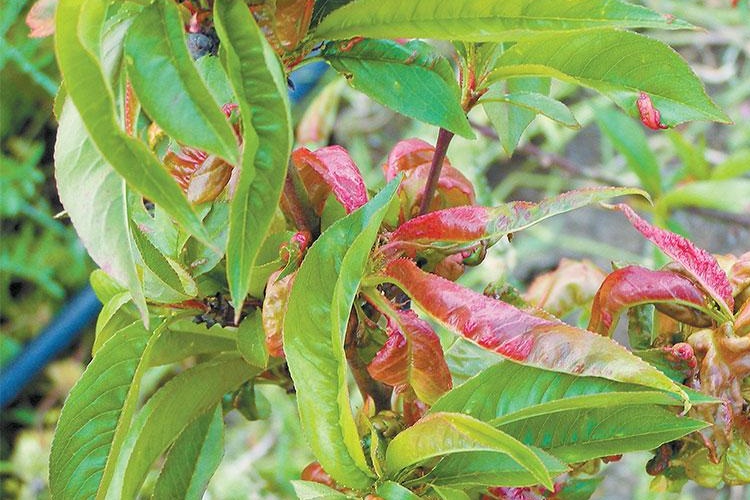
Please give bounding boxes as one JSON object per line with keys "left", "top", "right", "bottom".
{"left": 379, "top": 259, "right": 685, "bottom": 400}
{"left": 292, "top": 146, "right": 369, "bottom": 215}
{"left": 385, "top": 187, "right": 647, "bottom": 256}
{"left": 609, "top": 204, "right": 734, "bottom": 318}
{"left": 367, "top": 309, "right": 452, "bottom": 405}
{"left": 588, "top": 266, "right": 714, "bottom": 336}
{"left": 524, "top": 258, "right": 606, "bottom": 318}
{"left": 322, "top": 38, "right": 473, "bottom": 138}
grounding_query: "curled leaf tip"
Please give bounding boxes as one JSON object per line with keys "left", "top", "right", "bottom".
{"left": 637, "top": 92, "right": 669, "bottom": 130}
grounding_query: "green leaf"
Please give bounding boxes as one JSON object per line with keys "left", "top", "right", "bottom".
{"left": 291, "top": 481, "right": 352, "bottom": 499}
{"left": 322, "top": 38, "right": 473, "bottom": 138}
{"left": 431, "top": 361, "right": 690, "bottom": 424}
{"left": 49, "top": 322, "right": 159, "bottom": 500}
{"left": 489, "top": 29, "right": 729, "bottom": 126}
{"left": 376, "top": 481, "right": 421, "bottom": 499}
{"left": 237, "top": 310, "right": 269, "bottom": 368}
{"left": 120, "top": 354, "right": 257, "bottom": 499}
{"left": 427, "top": 450, "right": 567, "bottom": 489}
{"left": 56, "top": 97, "right": 148, "bottom": 323}
{"left": 130, "top": 221, "right": 196, "bottom": 298}
{"left": 314, "top": 0, "right": 692, "bottom": 42}
{"left": 595, "top": 105, "right": 662, "bottom": 196}
{"left": 284, "top": 179, "right": 400, "bottom": 489}
{"left": 483, "top": 90, "right": 579, "bottom": 129}
{"left": 430, "top": 485, "right": 471, "bottom": 500}
{"left": 124, "top": 0, "right": 239, "bottom": 164}
{"left": 214, "top": 0, "right": 292, "bottom": 319}
{"left": 93, "top": 292, "right": 138, "bottom": 355}
{"left": 55, "top": 0, "right": 211, "bottom": 246}
{"left": 148, "top": 321, "right": 238, "bottom": 366}
{"left": 711, "top": 150, "right": 750, "bottom": 180}
{"left": 385, "top": 412, "right": 553, "bottom": 489}
{"left": 497, "top": 405, "right": 707, "bottom": 463}
{"left": 657, "top": 179, "right": 750, "bottom": 215}
{"left": 152, "top": 405, "right": 224, "bottom": 500}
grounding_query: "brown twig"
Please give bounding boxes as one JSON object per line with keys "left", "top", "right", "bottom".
{"left": 418, "top": 128, "right": 455, "bottom": 216}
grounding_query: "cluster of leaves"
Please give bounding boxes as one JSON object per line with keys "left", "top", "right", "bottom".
{"left": 44, "top": 0, "right": 747, "bottom": 498}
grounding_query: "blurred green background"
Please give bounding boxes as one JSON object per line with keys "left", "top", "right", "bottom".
{"left": 1, "top": 0, "right": 748, "bottom": 498}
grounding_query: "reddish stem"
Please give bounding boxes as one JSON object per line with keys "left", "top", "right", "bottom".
{"left": 281, "top": 167, "right": 317, "bottom": 235}
{"left": 417, "top": 128, "right": 455, "bottom": 216}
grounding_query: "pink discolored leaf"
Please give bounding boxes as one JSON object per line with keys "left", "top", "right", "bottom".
{"left": 386, "top": 187, "right": 646, "bottom": 257}
{"left": 379, "top": 259, "right": 684, "bottom": 397}
{"left": 610, "top": 204, "right": 734, "bottom": 318}
{"left": 524, "top": 258, "right": 607, "bottom": 318}
{"left": 262, "top": 270, "right": 297, "bottom": 358}
{"left": 366, "top": 309, "right": 452, "bottom": 405}
{"left": 588, "top": 266, "right": 714, "bottom": 337}
{"left": 26, "top": 0, "right": 58, "bottom": 38}
{"left": 384, "top": 138, "right": 474, "bottom": 221}
{"left": 727, "top": 252, "right": 750, "bottom": 303}
{"left": 291, "top": 146, "right": 368, "bottom": 215}
{"left": 637, "top": 92, "right": 669, "bottom": 130}
{"left": 734, "top": 299, "right": 750, "bottom": 336}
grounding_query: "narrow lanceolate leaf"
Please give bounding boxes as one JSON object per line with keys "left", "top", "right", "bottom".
{"left": 49, "top": 322, "right": 158, "bottom": 500}
{"left": 322, "top": 38, "right": 473, "bottom": 138}
{"left": 121, "top": 354, "right": 257, "bottom": 499}
{"left": 125, "top": 0, "right": 239, "bottom": 164}
{"left": 496, "top": 405, "right": 707, "bottom": 463}
{"left": 366, "top": 308, "right": 452, "bottom": 405}
{"left": 481, "top": 92, "right": 579, "bottom": 128}
{"left": 214, "top": 0, "right": 292, "bottom": 319}
{"left": 291, "top": 480, "right": 352, "bottom": 499}
{"left": 385, "top": 412, "right": 554, "bottom": 489}
{"left": 152, "top": 405, "right": 224, "bottom": 500}
{"left": 292, "top": 146, "right": 369, "bottom": 214}
{"left": 284, "top": 180, "right": 400, "bottom": 489}
{"left": 431, "top": 362, "right": 690, "bottom": 424}
{"left": 658, "top": 179, "right": 750, "bottom": 215}
{"left": 385, "top": 187, "right": 647, "bottom": 256}
{"left": 482, "top": 78, "right": 551, "bottom": 156}
{"left": 588, "top": 266, "right": 715, "bottom": 336}
{"left": 314, "top": 0, "right": 692, "bottom": 42}
{"left": 609, "top": 204, "right": 734, "bottom": 318}
{"left": 54, "top": 0, "right": 211, "bottom": 245}
{"left": 489, "top": 29, "right": 730, "bottom": 126}
{"left": 380, "top": 259, "right": 685, "bottom": 400}
{"left": 55, "top": 100, "right": 148, "bottom": 322}
{"left": 376, "top": 481, "right": 421, "bottom": 499}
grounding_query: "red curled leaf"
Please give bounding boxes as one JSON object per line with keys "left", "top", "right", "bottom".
{"left": 734, "top": 299, "right": 750, "bottom": 336}
{"left": 291, "top": 146, "right": 368, "bottom": 214}
{"left": 588, "top": 266, "right": 713, "bottom": 336}
{"left": 385, "top": 187, "right": 647, "bottom": 257}
{"left": 379, "top": 259, "right": 684, "bottom": 398}
{"left": 26, "top": 0, "right": 58, "bottom": 38}
{"left": 610, "top": 204, "right": 734, "bottom": 318}
{"left": 366, "top": 309, "right": 452, "bottom": 405}
{"left": 524, "top": 258, "right": 607, "bottom": 318}
{"left": 637, "top": 92, "right": 669, "bottom": 130}
{"left": 384, "top": 138, "right": 474, "bottom": 221}
{"left": 262, "top": 270, "right": 297, "bottom": 358}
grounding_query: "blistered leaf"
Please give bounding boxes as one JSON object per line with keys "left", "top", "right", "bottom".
{"left": 273, "top": 0, "right": 315, "bottom": 51}
{"left": 379, "top": 259, "right": 685, "bottom": 399}
{"left": 292, "top": 146, "right": 369, "bottom": 214}
{"left": 322, "top": 39, "right": 473, "bottom": 138}
{"left": 588, "top": 266, "right": 714, "bottom": 337}
{"left": 26, "top": 0, "right": 58, "bottom": 38}
{"left": 384, "top": 138, "right": 475, "bottom": 221}
{"left": 386, "top": 187, "right": 646, "bottom": 256}
{"left": 262, "top": 270, "right": 296, "bottom": 358}
{"left": 314, "top": 0, "right": 692, "bottom": 42}
{"left": 524, "top": 258, "right": 606, "bottom": 318}
{"left": 366, "top": 309, "right": 452, "bottom": 405}
{"left": 610, "top": 204, "right": 734, "bottom": 318}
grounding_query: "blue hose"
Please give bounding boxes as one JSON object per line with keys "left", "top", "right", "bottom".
{"left": 0, "top": 286, "right": 101, "bottom": 408}
{"left": 0, "top": 64, "right": 328, "bottom": 409}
